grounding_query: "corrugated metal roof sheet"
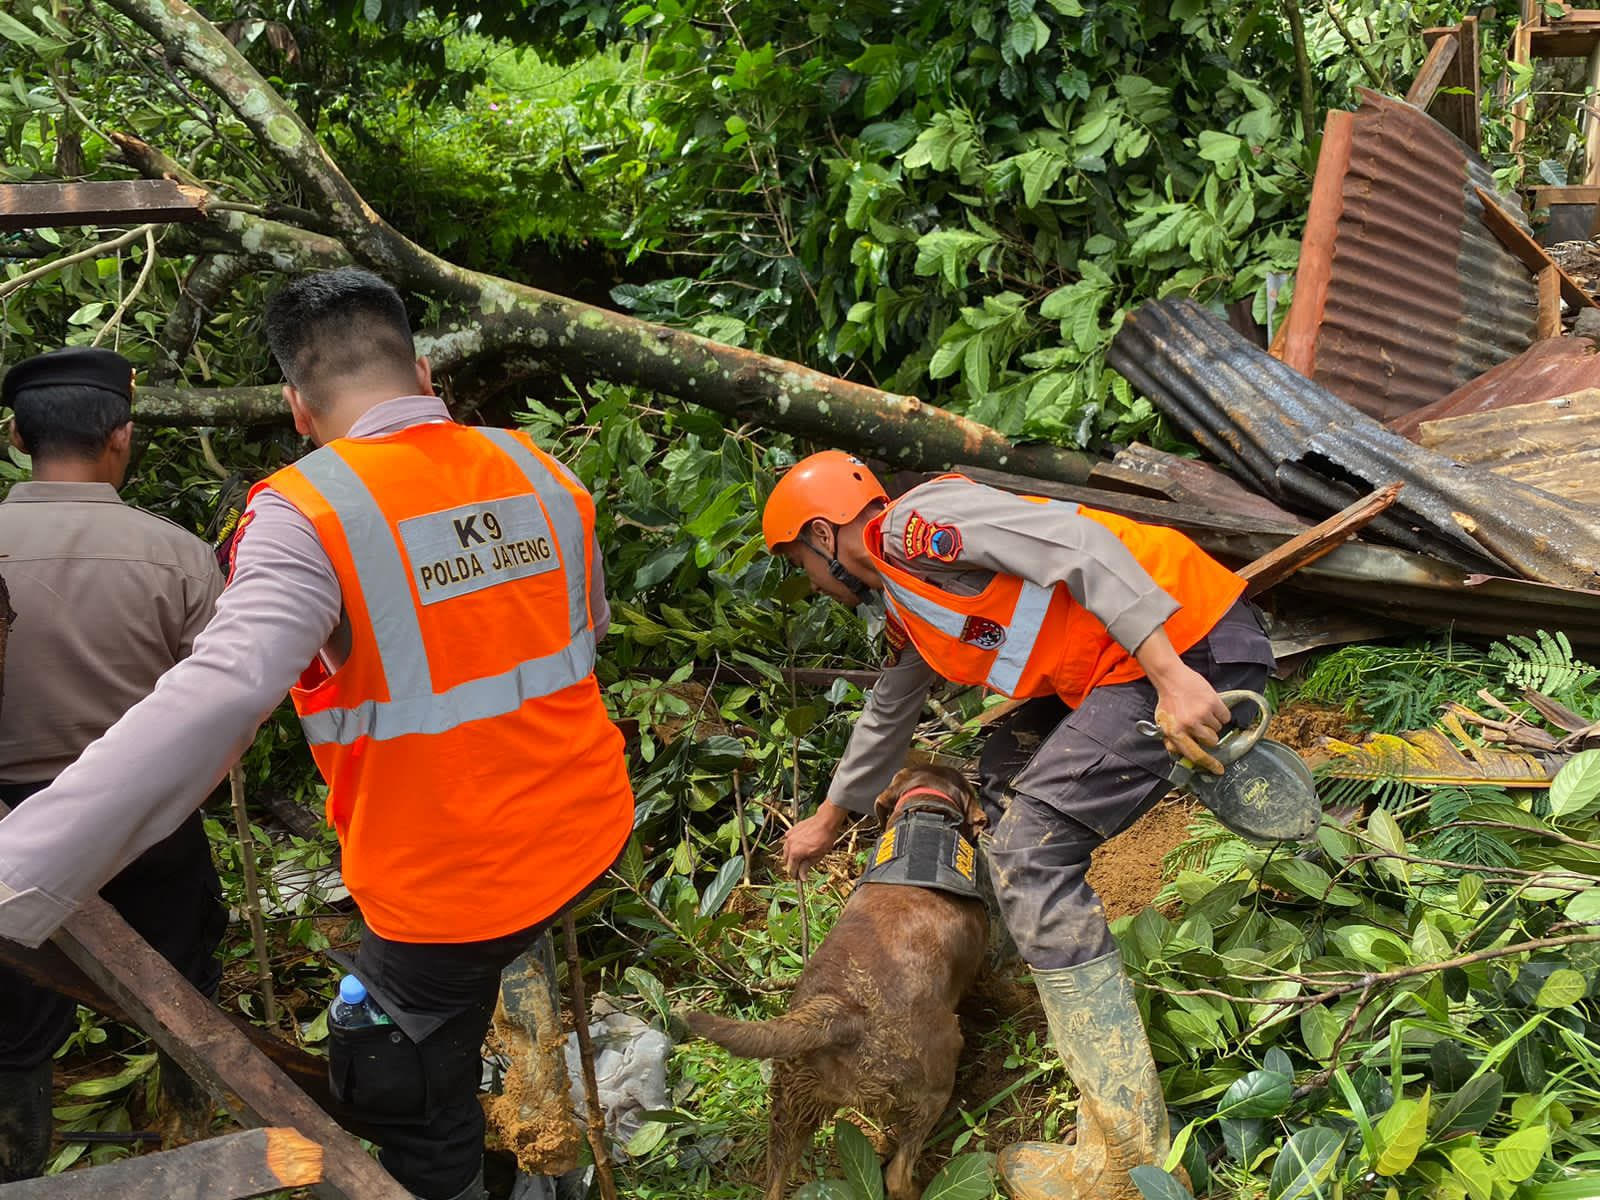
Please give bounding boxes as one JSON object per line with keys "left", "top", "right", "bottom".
{"left": 962, "top": 464, "right": 1600, "bottom": 655}
{"left": 1107, "top": 298, "right": 1600, "bottom": 589}
{"left": 1278, "top": 91, "right": 1539, "bottom": 422}
{"left": 1389, "top": 335, "right": 1600, "bottom": 437}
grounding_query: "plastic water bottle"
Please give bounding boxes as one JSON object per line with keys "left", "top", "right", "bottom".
{"left": 329, "top": 973, "right": 392, "bottom": 1030}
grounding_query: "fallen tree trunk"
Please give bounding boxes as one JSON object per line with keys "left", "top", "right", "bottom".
{"left": 77, "top": 0, "right": 1098, "bottom": 486}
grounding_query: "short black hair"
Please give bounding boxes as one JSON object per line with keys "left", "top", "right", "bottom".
{"left": 263, "top": 268, "right": 416, "bottom": 403}
{"left": 11, "top": 383, "right": 131, "bottom": 460}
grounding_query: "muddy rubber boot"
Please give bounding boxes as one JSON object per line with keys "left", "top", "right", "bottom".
{"left": 998, "top": 952, "right": 1170, "bottom": 1200}
{"left": 0, "top": 1060, "right": 53, "bottom": 1182}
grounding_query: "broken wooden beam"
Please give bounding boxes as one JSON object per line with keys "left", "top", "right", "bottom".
{"left": 0, "top": 1127, "right": 321, "bottom": 1199}
{"left": 0, "top": 180, "right": 207, "bottom": 231}
{"left": 1239, "top": 483, "right": 1404, "bottom": 597}
{"left": 1475, "top": 185, "right": 1598, "bottom": 310}
{"left": 1406, "top": 33, "right": 1458, "bottom": 109}
{"left": 29, "top": 884, "right": 409, "bottom": 1199}
{"left": 0, "top": 936, "right": 390, "bottom": 1145}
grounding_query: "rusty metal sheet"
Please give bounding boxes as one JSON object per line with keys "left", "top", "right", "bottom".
{"left": 1279, "top": 91, "right": 1539, "bottom": 421}
{"left": 1389, "top": 336, "right": 1600, "bottom": 437}
{"left": 1107, "top": 297, "right": 1600, "bottom": 589}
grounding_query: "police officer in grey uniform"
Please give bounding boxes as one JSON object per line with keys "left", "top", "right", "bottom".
{"left": 0, "top": 348, "right": 225, "bottom": 1180}
{"left": 767, "top": 452, "right": 1274, "bottom": 1200}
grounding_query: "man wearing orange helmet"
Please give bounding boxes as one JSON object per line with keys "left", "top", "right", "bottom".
{"left": 762, "top": 450, "right": 1273, "bottom": 1200}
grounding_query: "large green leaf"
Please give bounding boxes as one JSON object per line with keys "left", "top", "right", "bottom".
{"left": 835, "top": 1121, "right": 882, "bottom": 1200}
{"left": 1267, "top": 859, "right": 1361, "bottom": 907}
{"left": 920, "top": 1152, "right": 996, "bottom": 1200}
{"left": 1535, "top": 967, "right": 1588, "bottom": 1009}
{"left": 1216, "top": 1068, "right": 1293, "bottom": 1119}
{"left": 698, "top": 855, "right": 745, "bottom": 918}
{"left": 1374, "top": 1089, "right": 1430, "bottom": 1175}
{"left": 1550, "top": 749, "right": 1600, "bottom": 819}
{"left": 1495, "top": 1126, "right": 1548, "bottom": 1182}
{"left": 1567, "top": 887, "right": 1600, "bottom": 924}
{"left": 1268, "top": 1126, "right": 1345, "bottom": 1200}
{"left": 1446, "top": 1146, "right": 1497, "bottom": 1200}
{"left": 1130, "top": 1165, "right": 1196, "bottom": 1200}
{"left": 1432, "top": 1074, "right": 1503, "bottom": 1139}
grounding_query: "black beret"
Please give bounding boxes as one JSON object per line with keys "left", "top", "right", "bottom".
{"left": 2, "top": 347, "right": 135, "bottom": 408}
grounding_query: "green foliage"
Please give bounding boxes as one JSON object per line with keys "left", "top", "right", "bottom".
{"left": 482, "top": 0, "right": 1516, "bottom": 451}
{"left": 1296, "top": 637, "right": 1494, "bottom": 731}
{"left": 1124, "top": 710, "right": 1600, "bottom": 1199}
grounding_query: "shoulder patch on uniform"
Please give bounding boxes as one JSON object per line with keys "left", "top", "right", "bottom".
{"left": 902, "top": 510, "right": 962, "bottom": 563}
{"left": 960, "top": 615, "right": 1005, "bottom": 650}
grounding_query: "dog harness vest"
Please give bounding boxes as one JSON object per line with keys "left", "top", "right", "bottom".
{"left": 864, "top": 474, "right": 1244, "bottom": 707}
{"left": 258, "top": 423, "right": 634, "bottom": 943}
{"left": 857, "top": 811, "right": 983, "bottom": 901}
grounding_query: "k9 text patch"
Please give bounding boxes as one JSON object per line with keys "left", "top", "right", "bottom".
{"left": 399, "top": 494, "right": 558, "bottom": 604}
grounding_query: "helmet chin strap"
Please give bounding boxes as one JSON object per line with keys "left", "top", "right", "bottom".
{"left": 801, "top": 528, "right": 874, "bottom": 603}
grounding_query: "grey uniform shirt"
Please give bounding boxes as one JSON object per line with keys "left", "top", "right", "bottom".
{"left": 825, "top": 478, "right": 1180, "bottom": 815}
{"left": 0, "top": 396, "right": 611, "bottom": 947}
{"left": 0, "top": 483, "right": 223, "bottom": 783}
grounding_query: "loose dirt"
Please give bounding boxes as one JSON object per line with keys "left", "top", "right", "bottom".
{"left": 1267, "top": 700, "right": 1352, "bottom": 765}
{"left": 1086, "top": 797, "right": 1199, "bottom": 921}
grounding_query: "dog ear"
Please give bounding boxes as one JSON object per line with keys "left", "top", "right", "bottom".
{"left": 874, "top": 767, "right": 913, "bottom": 828}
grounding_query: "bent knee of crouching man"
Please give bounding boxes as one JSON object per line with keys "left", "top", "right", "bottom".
{"left": 982, "top": 790, "right": 1115, "bottom": 971}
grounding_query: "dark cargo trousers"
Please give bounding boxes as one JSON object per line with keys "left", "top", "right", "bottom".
{"left": 977, "top": 601, "right": 1274, "bottom": 971}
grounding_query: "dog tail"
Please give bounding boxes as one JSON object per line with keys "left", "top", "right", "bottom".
{"left": 684, "top": 997, "right": 862, "bottom": 1060}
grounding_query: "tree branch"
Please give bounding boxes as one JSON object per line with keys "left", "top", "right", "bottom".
{"left": 132, "top": 384, "right": 285, "bottom": 426}
{"left": 0, "top": 224, "right": 157, "bottom": 301}
{"left": 104, "top": 0, "right": 378, "bottom": 237}
{"left": 90, "top": 0, "right": 1099, "bottom": 485}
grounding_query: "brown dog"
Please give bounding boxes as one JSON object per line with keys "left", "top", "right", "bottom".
{"left": 685, "top": 764, "right": 989, "bottom": 1200}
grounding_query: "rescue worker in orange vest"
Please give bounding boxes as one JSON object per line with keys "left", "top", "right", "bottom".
{"left": 765, "top": 451, "right": 1274, "bottom": 1200}
{"left": 0, "top": 268, "right": 634, "bottom": 1200}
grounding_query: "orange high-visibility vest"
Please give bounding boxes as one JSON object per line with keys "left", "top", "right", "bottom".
{"left": 255, "top": 423, "right": 633, "bottom": 943}
{"left": 866, "top": 477, "right": 1244, "bottom": 708}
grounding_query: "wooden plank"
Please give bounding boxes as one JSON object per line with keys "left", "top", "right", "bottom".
{"left": 1475, "top": 185, "right": 1598, "bottom": 309}
{"left": 1276, "top": 108, "right": 1355, "bottom": 375}
{"left": 1533, "top": 185, "right": 1600, "bottom": 205}
{"left": 1530, "top": 24, "right": 1600, "bottom": 55}
{"left": 1585, "top": 39, "right": 1600, "bottom": 185}
{"left": 1456, "top": 16, "right": 1482, "bottom": 151}
{"left": 1512, "top": 23, "right": 1534, "bottom": 155}
{"left": 1407, "top": 33, "right": 1458, "bottom": 110}
{"left": 1538, "top": 264, "right": 1563, "bottom": 338}
{"left": 0, "top": 181, "right": 206, "bottom": 231}
{"left": 18, "top": 875, "right": 411, "bottom": 1199}
{"left": 1239, "top": 483, "right": 1405, "bottom": 597}
{"left": 0, "top": 1127, "right": 321, "bottom": 1199}
{"left": 0, "top": 937, "right": 391, "bottom": 1144}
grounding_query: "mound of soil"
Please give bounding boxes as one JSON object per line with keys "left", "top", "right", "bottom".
{"left": 1086, "top": 797, "right": 1198, "bottom": 921}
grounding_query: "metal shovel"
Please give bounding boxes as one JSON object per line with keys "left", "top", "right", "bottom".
{"left": 1137, "top": 690, "right": 1320, "bottom": 843}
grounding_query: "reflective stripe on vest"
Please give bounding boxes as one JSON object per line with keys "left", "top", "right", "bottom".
{"left": 880, "top": 574, "right": 1054, "bottom": 697}
{"left": 295, "top": 428, "right": 594, "bottom": 747}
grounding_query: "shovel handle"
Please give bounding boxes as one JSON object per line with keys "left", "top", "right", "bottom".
{"left": 1136, "top": 689, "right": 1271, "bottom": 767}
{"left": 1211, "top": 690, "right": 1270, "bottom": 764}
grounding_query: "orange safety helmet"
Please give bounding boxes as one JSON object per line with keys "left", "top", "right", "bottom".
{"left": 762, "top": 451, "right": 889, "bottom": 551}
